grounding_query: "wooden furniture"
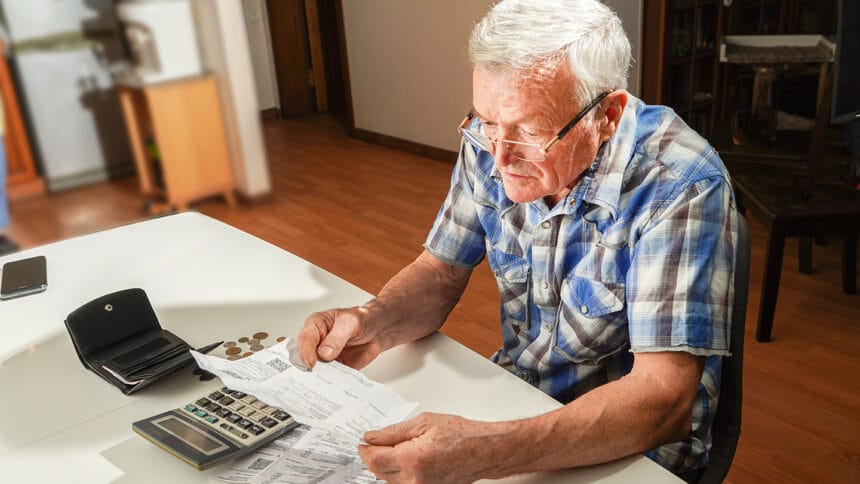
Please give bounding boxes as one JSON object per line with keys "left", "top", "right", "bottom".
{"left": 117, "top": 75, "right": 236, "bottom": 213}
{"left": 724, "top": 0, "right": 837, "bottom": 36}
{"left": 0, "top": 41, "right": 45, "bottom": 200}
{"left": 642, "top": 0, "right": 725, "bottom": 137}
{"left": 726, "top": 68, "right": 859, "bottom": 342}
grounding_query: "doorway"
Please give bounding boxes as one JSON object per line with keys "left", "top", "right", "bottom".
{"left": 266, "top": 0, "right": 347, "bottom": 118}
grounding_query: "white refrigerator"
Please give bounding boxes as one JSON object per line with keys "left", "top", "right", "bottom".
{"left": 1, "top": 0, "right": 132, "bottom": 191}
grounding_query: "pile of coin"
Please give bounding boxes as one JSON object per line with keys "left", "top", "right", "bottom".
{"left": 220, "top": 332, "right": 287, "bottom": 360}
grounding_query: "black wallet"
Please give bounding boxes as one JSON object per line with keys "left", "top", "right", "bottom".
{"left": 65, "top": 288, "right": 193, "bottom": 394}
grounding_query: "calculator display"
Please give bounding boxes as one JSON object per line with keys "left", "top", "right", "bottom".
{"left": 156, "top": 416, "right": 226, "bottom": 454}
{"left": 133, "top": 387, "right": 299, "bottom": 470}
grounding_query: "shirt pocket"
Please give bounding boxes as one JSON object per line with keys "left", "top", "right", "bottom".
{"left": 487, "top": 246, "right": 530, "bottom": 328}
{"left": 553, "top": 276, "right": 628, "bottom": 365}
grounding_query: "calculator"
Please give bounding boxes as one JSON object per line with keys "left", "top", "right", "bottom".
{"left": 133, "top": 387, "right": 299, "bottom": 470}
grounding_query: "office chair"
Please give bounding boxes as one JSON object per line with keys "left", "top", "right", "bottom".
{"left": 695, "top": 212, "right": 750, "bottom": 484}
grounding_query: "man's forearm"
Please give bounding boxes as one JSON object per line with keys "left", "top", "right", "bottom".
{"left": 474, "top": 352, "right": 704, "bottom": 479}
{"left": 363, "top": 250, "right": 472, "bottom": 352}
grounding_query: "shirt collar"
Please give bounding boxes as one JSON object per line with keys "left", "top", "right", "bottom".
{"left": 581, "top": 94, "right": 641, "bottom": 220}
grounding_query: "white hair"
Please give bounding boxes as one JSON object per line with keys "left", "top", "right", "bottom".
{"left": 468, "top": 0, "right": 632, "bottom": 104}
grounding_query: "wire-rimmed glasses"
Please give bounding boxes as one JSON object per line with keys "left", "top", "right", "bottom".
{"left": 458, "top": 91, "right": 610, "bottom": 162}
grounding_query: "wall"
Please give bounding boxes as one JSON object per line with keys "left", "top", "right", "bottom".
{"left": 241, "top": 0, "right": 279, "bottom": 111}
{"left": 192, "top": 0, "right": 272, "bottom": 198}
{"left": 605, "top": 0, "right": 643, "bottom": 97}
{"left": 341, "top": 0, "right": 486, "bottom": 152}
{"left": 341, "top": 0, "right": 644, "bottom": 153}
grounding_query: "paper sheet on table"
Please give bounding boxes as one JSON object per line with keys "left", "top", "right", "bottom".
{"left": 216, "top": 424, "right": 380, "bottom": 484}
{"left": 190, "top": 338, "right": 418, "bottom": 483}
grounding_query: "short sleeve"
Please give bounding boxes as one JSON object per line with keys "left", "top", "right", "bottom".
{"left": 626, "top": 175, "right": 737, "bottom": 354}
{"left": 424, "top": 139, "right": 487, "bottom": 268}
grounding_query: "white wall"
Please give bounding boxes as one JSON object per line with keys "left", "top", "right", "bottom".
{"left": 241, "top": 0, "right": 279, "bottom": 111}
{"left": 342, "top": 0, "right": 644, "bottom": 152}
{"left": 342, "top": 0, "right": 486, "bottom": 152}
{"left": 192, "top": 0, "right": 272, "bottom": 198}
{"left": 604, "top": 0, "right": 643, "bottom": 97}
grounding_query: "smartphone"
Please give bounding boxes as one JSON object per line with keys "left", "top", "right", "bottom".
{"left": 1, "top": 255, "right": 48, "bottom": 300}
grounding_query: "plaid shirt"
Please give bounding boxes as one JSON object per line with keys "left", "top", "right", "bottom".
{"left": 425, "top": 95, "right": 738, "bottom": 474}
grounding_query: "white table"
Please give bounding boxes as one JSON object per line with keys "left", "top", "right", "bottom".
{"left": 0, "top": 213, "right": 679, "bottom": 483}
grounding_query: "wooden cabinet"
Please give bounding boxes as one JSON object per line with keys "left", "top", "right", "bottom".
{"left": 642, "top": 0, "right": 726, "bottom": 137}
{"left": 117, "top": 75, "right": 236, "bottom": 213}
{"left": 726, "top": 0, "right": 837, "bottom": 36}
{"left": 1, "top": 41, "right": 45, "bottom": 200}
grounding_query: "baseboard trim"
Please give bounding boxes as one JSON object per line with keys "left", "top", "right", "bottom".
{"left": 236, "top": 189, "right": 276, "bottom": 206}
{"left": 261, "top": 108, "right": 281, "bottom": 120}
{"left": 350, "top": 128, "right": 457, "bottom": 163}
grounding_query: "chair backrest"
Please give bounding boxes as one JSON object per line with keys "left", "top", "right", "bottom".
{"left": 696, "top": 212, "right": 750, "bottom": 484}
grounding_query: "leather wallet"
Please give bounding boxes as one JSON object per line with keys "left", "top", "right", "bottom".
{"left": 65, "top": 288, "right": 193, "bottom": 394}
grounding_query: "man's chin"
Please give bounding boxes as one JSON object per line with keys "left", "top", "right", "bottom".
{"left": 502, "top": 188, "right": 539, "bottom": 204}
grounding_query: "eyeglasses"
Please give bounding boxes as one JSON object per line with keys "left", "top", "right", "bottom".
{"left": 458, "top": 91, "right": 610, "bottom": 163}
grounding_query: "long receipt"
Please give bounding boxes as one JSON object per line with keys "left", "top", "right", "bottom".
{"left": 191, "top": 338, "right": 418, "bottom": 483}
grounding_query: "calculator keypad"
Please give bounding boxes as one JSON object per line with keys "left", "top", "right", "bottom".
{"left": 180, "top": 388, "right": 295, "bottom": 446}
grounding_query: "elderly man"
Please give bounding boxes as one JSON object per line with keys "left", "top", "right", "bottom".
{"left": 298, "top": 0, "right": 738, "bottom": 482}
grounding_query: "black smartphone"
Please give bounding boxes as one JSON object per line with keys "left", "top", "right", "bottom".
{"left": 1, "top": 255, "right": 48, "bottom": 300}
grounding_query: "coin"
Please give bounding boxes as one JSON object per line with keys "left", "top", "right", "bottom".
{"left": 250, "top": 344, "right": 264, "bottom": 351}
{"left": 238, "top": 337, "right": 249, "bottom": 343}
{"left": 223, "top": 341, "right": 237, "bottom": 348}
{"left": 227, "top": 354, "right": 241, "bottom": 360}
{"left": 253, "top": 332, "right": 269, "bottom": 340}
{"left": 276, "top": 336, "right": 286, "bottom": 343}
{"left": 243, "top": 352, "right": 253, "bottom": 357}
{"left": 225, "top": 347, "right": 241, "bottom": 356}
{"left": 247, "top": 338, "right": 259, "bottom": 346}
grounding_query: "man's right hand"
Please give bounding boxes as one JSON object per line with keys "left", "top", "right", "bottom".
{"left": 296, "top": 306, "right": 384, "bottom": 370}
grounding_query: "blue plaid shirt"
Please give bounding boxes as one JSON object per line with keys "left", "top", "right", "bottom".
{"left": 425, "top": 95, "right": 738, "bottom": 474}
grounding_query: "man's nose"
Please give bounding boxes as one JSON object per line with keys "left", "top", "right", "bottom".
{"left": 490, "top": 131, "right": 517, "bottom": 164}
{"left": 491, "top": 140, "right": 515, "bottom": 164}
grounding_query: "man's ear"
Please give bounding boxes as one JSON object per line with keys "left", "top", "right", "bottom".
{"left": 598, "top": 91, "right": 628, "bottom": 142}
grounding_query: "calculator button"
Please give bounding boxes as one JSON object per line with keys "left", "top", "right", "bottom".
{"left": 205, "top": 416, "right": 219, "bottom": 424}
{"left": 227, "top": 427, "right": 249, "bottom": 439}
{"left": 195, "top": 398, "right": 211, "bottom": 407}
{"left": 236, "top": 419, "right": 254, "bottom": 429}
{"left": 247, "top": 425, "right": 265, "bottom": 436}
{"left": 262, "top": 407, "right": 279, "bottom": 415}
{"left": 226, "top": 414, "right": 243, "bottom": 424}
{"left": 237, "top": 407, "right": 256, "bottom": 417}
{"left": 220, "top": 423, "right": 231, "bottom": 430}
{"left": 219, "top": 396, "right": 235, "bottom": 406}
{"left": 228, "top": 402, "right": 244, "bottom": 411}
{"left": 272, "top": 411, "right": 291, "bottom": 421}
{"left": 260, "top": 417, "right": 279, "bottom": 428}
{"left": 230, "top": 391, "right": 247, "bottom": 399}
{"left": 250, "top": 413, "right": 269, "bottom": 423}
{"left": 193, "top": 409, "right": 208, "bottom": 418}
{"left": 209, "top": 392, "right": 224, "bottom": 400}
{"left": 184, "top": 404, "right": 197, "bottom": 413}
{"left": 215, "top": 408, "right": 232, "bottom": 418}
{"left": 251, "top": 400, "right": 268, "bottom": 410}
{"left": 205, "top": 403, "right": 221, "bottom": 412}
{"left": 241, "top": 395, "right": 257, "bottom": 404}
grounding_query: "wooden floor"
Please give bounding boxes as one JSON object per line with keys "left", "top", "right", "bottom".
{"left": 7, "top": 114, "right": 859, "bottom": 483}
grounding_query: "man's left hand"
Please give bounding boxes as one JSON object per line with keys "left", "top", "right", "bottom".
{"left": 359, "top": 412, "right": 502, "bottom": 483}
